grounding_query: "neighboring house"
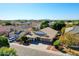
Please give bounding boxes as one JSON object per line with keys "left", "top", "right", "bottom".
{"left": 13, "top": 22, "right": 22, "bottom": 26}
{"left": 26, "top": 27, "right": 58, "bottom": 43}
{"left": 31, "top": 20, "right": 41, "bottom": 28}
{"left": 65, "top": 26, "right": 79, "bottom": 34}
{"left": 65, "top": 26, "right": 79, "bottom": 49}
{"left": 65, "top": 22, "right": 73, "bottom": 25}
{"left": 65, "top": 27, "right": 74, "bottom": 33}
{"left": 48, "top": 21, "right": 55, "bottom": 26}
{"left": 69, "top": 26, "right": 79, "bottom": 34}
{"left": 0, "top": 26, "right": 9, "bottom": 35}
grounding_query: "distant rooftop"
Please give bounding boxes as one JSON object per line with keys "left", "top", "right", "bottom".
{"left": 65, "top": 25, "right": 79, "bottom": 34}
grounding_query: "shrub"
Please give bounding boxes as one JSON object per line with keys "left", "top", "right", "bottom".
{"left": 0, "top": 36, "right": 9, "bottom": 47}
{"left": 53, "top": 40, "right": 60, "bottom": 46}
{"left": 53, "top": 40, "right": 60, "bottom": 49}
{"left": 0, "top": 47, "right": 16, "bottom": 56}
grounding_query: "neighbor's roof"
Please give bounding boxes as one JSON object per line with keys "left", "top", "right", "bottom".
{"left": 65, "top": 27, "right": 74, "bottom": 33}
{"left": 65, "top": 25, "right": 79, "bottom": 34}
{"left": 0, "top": 26, "right": 9, "bottom": 33}
{"left": 69, "top": 26, "right": 79, "bottom": 34}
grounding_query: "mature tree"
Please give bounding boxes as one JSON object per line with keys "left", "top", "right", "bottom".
{"left": 51, "top": 21, "right": 65, "bottom": 31}
{"left": 40, "top": 20, "right": 49, "bottom": 29}
{"left": 0, "top": 36, "right": 9, "bottom": 47}
{"left": 5, "top": 22, "right": 12, "bottom": 25}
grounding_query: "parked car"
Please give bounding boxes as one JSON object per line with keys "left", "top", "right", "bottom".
{"left": 9, "top": 37, "right": 16, "bottom": 42}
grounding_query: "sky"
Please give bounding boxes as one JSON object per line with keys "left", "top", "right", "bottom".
{"left": 0, "top": 3, "right": 79, "bottom": 20}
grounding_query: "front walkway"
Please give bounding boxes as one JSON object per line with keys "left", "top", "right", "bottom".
{"left": 10, "top": 43, "right": 70, "bottom": 56}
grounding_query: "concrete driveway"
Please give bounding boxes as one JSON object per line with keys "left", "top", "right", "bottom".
{"left": 10, "top": 43, "right": 69, "bottom": 56}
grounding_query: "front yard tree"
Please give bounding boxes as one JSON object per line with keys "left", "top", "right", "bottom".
{"left": 51, "top": 21, "right": 65, "bottom": 31}
{"left": 40, "top": 20, "right": 49, "bottom": 29}
{"left": 0, "top": 36, "right": 9, "bottom": 47}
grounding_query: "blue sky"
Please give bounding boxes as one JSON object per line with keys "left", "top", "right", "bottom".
{"left": 0, "top": 3, "right": 79, "bottom": 20}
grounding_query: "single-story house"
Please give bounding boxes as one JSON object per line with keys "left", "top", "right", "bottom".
{"left": 26, "top": 27, "right": 58, "bottom": 43}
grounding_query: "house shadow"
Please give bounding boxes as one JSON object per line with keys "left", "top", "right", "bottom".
{"left": 31, "top": 40, "right": 39, "bottom": 45}
{"left": 30, "top": 39, "right": 52, "bottom": 45}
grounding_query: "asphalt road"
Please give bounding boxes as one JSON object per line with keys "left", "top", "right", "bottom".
{"left": 10, "top": 43, "right": 69, "bottom": 56}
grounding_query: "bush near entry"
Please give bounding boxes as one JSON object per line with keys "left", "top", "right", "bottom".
{"left": 0, "top": 47, "right": 16, "bottom": 56}
{"left": 53, "top": 40, "right": 60, "bottom": 49}
{"left": 19, "top": 36, "right": 31, "bottom": 45}
{"left": 53, "top": 40, "right": 60, "bottom": 46}
{"left": 0, "top": 36, "right": 9, "bottom": 47}
{"left": 20, "top": 36, "right": 28, "bottom": 43}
